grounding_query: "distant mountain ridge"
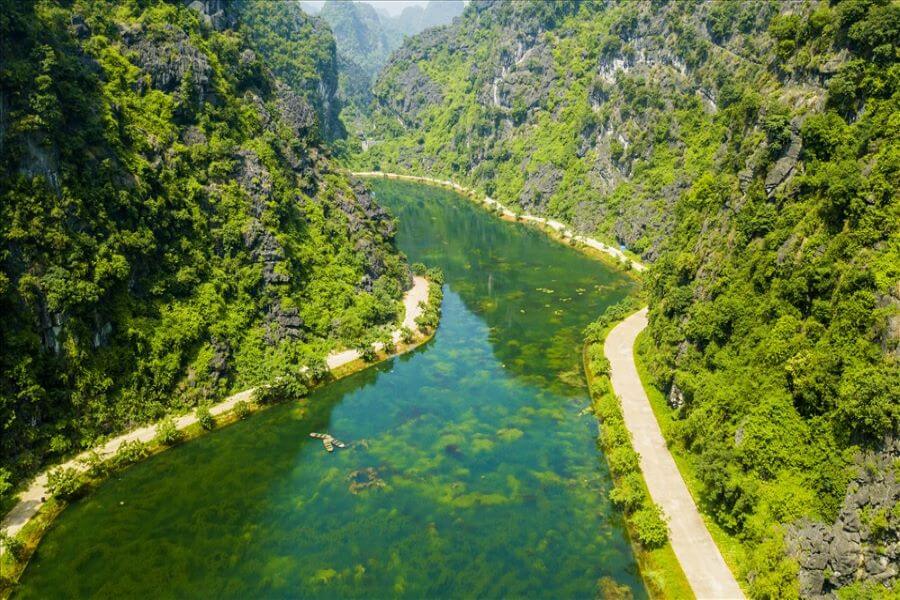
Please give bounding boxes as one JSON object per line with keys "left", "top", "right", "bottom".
{"left": 309, "top": 0, "right": 464, "bottom": 132}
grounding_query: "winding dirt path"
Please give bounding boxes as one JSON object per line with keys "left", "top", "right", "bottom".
{"left": 0, "top": 277, "right": 430, "bottom": 552}
{"left": 352, "top": 171, "right": 646, "bottom": 272}
{"left": 605, "top": 308, "right": 744, "bottom": 599}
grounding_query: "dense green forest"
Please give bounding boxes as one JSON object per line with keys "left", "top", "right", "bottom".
{"left": 357, "top": 0, "right": 899, "bottom": 596}
{"left": 0, "top": 0, "right": 409, "bottom": 496}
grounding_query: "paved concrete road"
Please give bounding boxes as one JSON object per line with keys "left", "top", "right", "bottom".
{"left": 605, "top": 308, "right": 745, "bottom": 599}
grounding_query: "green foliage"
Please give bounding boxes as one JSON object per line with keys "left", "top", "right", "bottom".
{"left": 609, "top": 472, "right": 647, "bottom": 513}
{"left": 155, "top": 418, "right": 183, "bottom": 446}
{"left": 357, "top": 1, "right": 898, "bottom": 594}
{"left": 196, "top": 405, "right": 215, "bottom": 431}
{"left": 607, "top": 445, "right": 640, "bottom": 477}
{"left": 112, "top": 441, "right": 150, "bottom": 469}
{"left": 0, "top": 532, "right": 25, "bottom": 561}
{"left": 0, "top": 469, "right": 11, "bottom": 505}
{"left": 77, "top": 451, "right": 108, "bottom": 479}
{"left": 630, "top": 504, "right": 668, "bottom": 549}
{"left": 254, "top": 373, "right": 310, "bottom": 404}
{"left": 233, "top": 400, "right": 250, "bottom": 420}
{"left": 46, "top": 467, "right": 83, "bottom": 500}
{"left": 0, "top": 0, "right": 409, "bottom": 490}
{"left": 414, "top": 268, "right": 445, "bottom": 334}
{"left": 356, "top": 337, "right": 379, "bottom": 362}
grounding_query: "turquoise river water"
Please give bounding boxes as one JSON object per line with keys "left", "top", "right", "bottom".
{"left": 17, "top": 179, "right": 643, "bottom": 598}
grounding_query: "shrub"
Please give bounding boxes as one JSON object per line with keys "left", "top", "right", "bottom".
{"left": 607, "top": 445, "right": 640, "bottom": 476}
{"left": 631, "top": 504, "right": 669, "bottom": 548}
{"left": 46, "top": 467, "right": 83, "bottom": 500}
{"left": 196, "top": 405, "right": 215, "bottom": 431}
{"left": 0, "top": 468, "right": 12, "bottom": 504}
{"left": 400, "top": 326, "right": 415, "bottom": 344}
{"left": 601, "top": 422, "right": 630, "bottom": 448}
{"left": 357, "top": 339, "right": 378, "bottom": 362}
{"left": 155, "top": 417, "right": 183, "bottom": 446}
{"left": 113, "top": 440, "right": 150, "bottom": 468}
{"left": 0, "top": 532, "right": 24, "bottom": 561}
{"left": 381, "top": 335, "right": 397, "bottom": 355}
{"left": 78, "top": 450, "right": 108, "bottom": 479}
{"left": 254, "top": 374, "right": 310, "bottom": 405}
{"left": 609, "top": 472, "right": 647, "bottom": 513}
{"left": 306, "top": 359, "right": 330, "bottom": 384}
{"left": 233, "top": 400, "right": 250, "bottom": 419}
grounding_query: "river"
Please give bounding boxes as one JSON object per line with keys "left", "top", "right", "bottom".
{"left": 17, "top": 179, "right": 643, "bottom": 598}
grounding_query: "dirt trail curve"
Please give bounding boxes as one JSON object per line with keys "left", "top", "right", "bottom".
{"left": 0, "top": 277, "right": 430, "bottom": 553}
{"left": 605, "top": 308, "right": 745, "bottom": 600}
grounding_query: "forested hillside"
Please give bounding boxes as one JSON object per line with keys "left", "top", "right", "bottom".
{"left": 311, "top": 0, "right": 464, "bottom": 138}
{"left": 0, "top": 0, "right": 408, "bottom": 495}
{"left": 357, "top": 1, "right": 899, "bottom": 596}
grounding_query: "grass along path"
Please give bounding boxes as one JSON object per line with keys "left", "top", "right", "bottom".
{"left": 605, "top": 309, "right": 744, "bottom": 599}
{"left": 0, "top": 276, "right": 431, "bottom": 557}
{"left": 351, "top": 171, "right": 646, "bottom": 272}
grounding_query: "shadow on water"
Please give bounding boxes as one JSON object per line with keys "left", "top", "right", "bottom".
{"left": 17, "top": 182, "right": 645, "bottom": 599}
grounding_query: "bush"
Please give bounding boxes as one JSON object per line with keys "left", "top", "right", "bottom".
{"left": 631, "top": 504, "right": 669, "bottom": 548}
{"left": 607, "top": 445, "right": 640, "bottom": 476}
{"left": 400, "top": 326, "right": 415, "bottom": 344}
{"left": 381, "top": 335, "right": 397, "bottom": 355}
{"left": 196, "top": 405, "right": 215, "bottom": 431}
{"left": 113, "top": 440, "right": 150, "bottom": 468}
{"left": 154, "top": 417, "right": 184, "bottom": 446}
{"left": 78, "top": 451, "right": 108, "bottom": 479}
{"left": 0, "top": 468, "right": 12, "bottom": 504}
{"left": 233, "top": 400, "right": 250, "bottom": 419}
{"left": 254, "top": 374, "right": 310, "bottom": 405}
{"left": 609, "top": 472, "right": 647, "bottom": 513}
{"left": 155, "top": 417, "right": 183, "bottom": 446}
{"left": 357, "top": 338, "right": 378, "bottom": 362}
{"left": 46, "top": 467, "right": 83, "bottom": 500}
{"left": 0, "top": 532, "right": 24, "bottom": 561}
{"left": 306, "top": 359, "right": 330, "bottom": 384}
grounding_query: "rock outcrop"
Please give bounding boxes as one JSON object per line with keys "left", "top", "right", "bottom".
{"left": 787, "top": 437, "right": 900, "bottom": 598}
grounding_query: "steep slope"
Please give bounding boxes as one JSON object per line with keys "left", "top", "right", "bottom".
{"left": 236, "top": 0, "right": 345, "bottom": 140}
{"left": 0, "top": 0, "right": 408, "bottom": 493}
{"left": 358, "top": 1, "right": 899, "bottom": 597}
{"left": 314, "top": 0, "right": 464, "bottom": 137}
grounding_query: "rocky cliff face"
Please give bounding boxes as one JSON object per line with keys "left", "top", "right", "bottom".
{"left": 788, "top": 438, "right": 899, "bottom": 597}
{"left": 235, "top": 0, "right": 345, "bottom": 141}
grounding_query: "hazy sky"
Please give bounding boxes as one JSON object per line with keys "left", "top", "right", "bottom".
{"left": 302, "top": 1, "right": 431, "bottom": 17}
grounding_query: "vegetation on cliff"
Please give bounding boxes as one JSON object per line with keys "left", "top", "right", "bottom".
{"left": 357, "top": 1, "right": 899, "bottom": 596}
{"left": 0, "top": 0, "right": 409, "bottom": 496}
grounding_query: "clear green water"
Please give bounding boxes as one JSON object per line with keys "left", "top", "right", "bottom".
{"left": 17, "top": 180, "right": 642, "bottom": 598}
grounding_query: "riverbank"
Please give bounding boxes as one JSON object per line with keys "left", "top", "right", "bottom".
{"left": 633, "top": 330, "right": 749, "bottom": 595}
{"left": 583, "top": 301, "right": 693, "bottom": 599}
{"left": 350, "top": 172, "right": 646, "bottom": 273}
{"left": 0, "top": 276, "right": 438, "bottom": 591}
{"left": 604, "top": 310, "right": 744, "bottom": 599}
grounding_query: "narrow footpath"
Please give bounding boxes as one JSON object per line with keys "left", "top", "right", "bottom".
{"left": 0, "top": 277, "right": 430, "bottom": 552}
{"left": 605, "top": 308, "right": 744, "bottom": 599}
